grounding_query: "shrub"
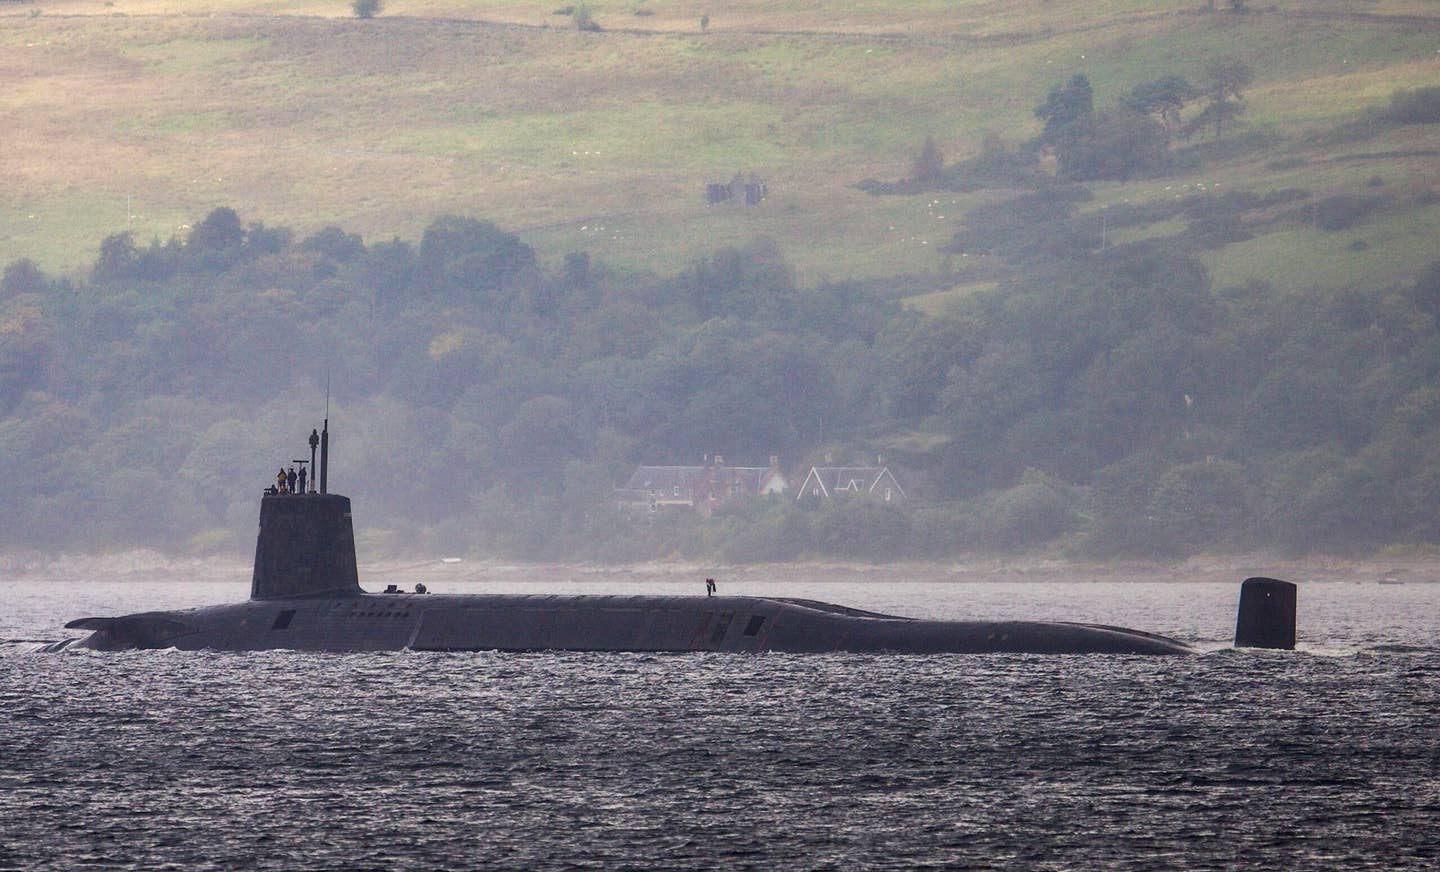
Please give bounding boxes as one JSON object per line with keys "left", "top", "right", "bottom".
{"left": 573, "top": 2, "right": 601, "bottom": 30}
{"left": 1266, "top": 156, "right": 1307, "bottom": 171}
{"left": 910, "top": 136, "right": 945, "bottom": 186}
{"left": 2, "top": 259, "right": 47, "bottom": 296}
{"left": 975, "top": 470, "right": 1083, "bottom": 551}
{"left": 352, "top": 0, "right": 382, "bottom": 19}
{"left": 1386, "top": 87, "right": 1440, "bottom": 124}
{"left": 1313, "top": 194, "right": 1383, "bottom": 232}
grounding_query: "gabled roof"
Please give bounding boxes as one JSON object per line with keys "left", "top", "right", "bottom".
{"left": 797, "top": 466, "right": 906, "bottom": 500}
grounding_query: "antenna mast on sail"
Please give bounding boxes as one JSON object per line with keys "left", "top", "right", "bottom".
{"left": 320, "top": 371, "right": 330, "bottom": 494}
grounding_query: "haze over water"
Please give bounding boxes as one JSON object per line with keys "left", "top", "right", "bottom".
{"left": 2, "top": 568, "right": 1437, "bottom": 870}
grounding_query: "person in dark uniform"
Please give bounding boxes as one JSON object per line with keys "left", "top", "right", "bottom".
{"left": 297, "top": 465, "right": 308, "bottom": 495}
{"left": 287, "top": 466, "right": 298, "bottom": 495}
{"left": 706, "top": 578, "right": 717, "bottom": 597}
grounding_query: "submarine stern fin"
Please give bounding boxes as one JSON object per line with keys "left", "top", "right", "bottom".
{"left": 1234, "top": 576, "right": 1297, "bottom": 649}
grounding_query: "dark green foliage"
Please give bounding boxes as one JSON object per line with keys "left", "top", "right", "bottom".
{"left": 1183, "top": 61, "right": 1253, "bottom": 140}
{"left": 418, "top": 215, "right": 536, "bottom": 305}
{"left": 302, "top": 226, "right": 366, "bottom": 262}
{"left": 93, "top": 232, "right": 139, "bottom": 283}
{"left": 672, "top": 239, "right": 795, "bottom": 321}
{"left": 573, "top": 2, "right": 601, "bottom": 31}
{"left": 1123, "top": 76, "right": 1199, "bottom": 134}
{"left": 948, "top": 185, "right": 1094, "bottom": 262}
{"left": 812, "top": 498, "right": 912, "bottom": 561}
{"left": 1411, "top": 262, "right": 1440, "bottom": 320}
{"left": 5, "top": 200, "right": 1440, "bottom": 560}
{"left": 1386, "top": 86, "right": 1440, "bottom": 124}
{"left": 1055, "top": 108, "right": 1170, "bottom": 181}
{"left": 1267, "top": 156, "right": 1307, "bottom": 170}
{"left": 189, "top": 207, "right": 244, "bottom": 253}
{"left": 874, "top": 313, "right": 981, "bottom": 419}
{"left": 1313, "top": 194, "right": 1384, "bottom": 232}
{"left": 973, "top": 469, "right": 1083, "bottom": 550}
{"left": 862, "top": 134, "right": 1038, "bottom": 196}
{"left": 1034, "top": 74, "right": 1094, "bottom": 145}
{"left": 352, "top": 0, "right": 382, "bottom": 19}
{"left": 945, "top": 134, "right": 1042, "bottom": 190}
{"left": 2, "top": 259, "right": 46, "bottom": 296}
{"left": 910, "top": 136, "right": 945, "bottom": 185}
{"left": 246, "top": 222, "right": 292, "bottom": 257}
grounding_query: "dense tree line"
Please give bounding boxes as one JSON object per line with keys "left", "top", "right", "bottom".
{"left": 2, "top": 206, "right": 1438, "bottom": 560}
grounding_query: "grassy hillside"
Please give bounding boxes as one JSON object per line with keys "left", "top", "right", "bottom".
{"left": 2, "top": 0, "right": 1437, "bottom": 286}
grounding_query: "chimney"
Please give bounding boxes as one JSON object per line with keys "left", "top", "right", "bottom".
{"left": 824, "top": 452, "right": 833, "bottom": 464}
{"left": 877, "top": 454, "right": 884, "bottom": 466}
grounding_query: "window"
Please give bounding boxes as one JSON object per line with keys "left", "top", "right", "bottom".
{"left": 271, "top": 609, "right": 296, "bottom": 630}
{"left": 743, "top": 615, "right": 766, "bottom": 637}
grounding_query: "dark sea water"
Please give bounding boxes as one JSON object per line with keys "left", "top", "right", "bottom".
{"left": 2, "top": 572, "right": 1438, "bottom": 870}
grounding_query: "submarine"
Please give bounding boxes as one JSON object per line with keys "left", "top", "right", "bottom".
{"left": 48, "top": 423, "right": 1296, "bottom": 655}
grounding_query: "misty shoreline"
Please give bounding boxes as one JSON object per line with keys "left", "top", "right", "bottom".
{"left": 1, "top": 551, "right": 1434, "bottom": 586}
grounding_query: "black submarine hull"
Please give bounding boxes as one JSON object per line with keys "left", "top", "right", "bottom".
{"left": 54, "top": 436, "right": 1293, "bottom": 656}
{"left": 60, "top": 592, "right": 1194, "bottom": 655}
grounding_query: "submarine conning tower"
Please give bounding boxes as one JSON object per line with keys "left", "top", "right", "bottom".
{"left": 251, "top": 493, "right": 362, "bottom": 599}
{"left": 251, "top": 418, "right": 362, "bottom": 600}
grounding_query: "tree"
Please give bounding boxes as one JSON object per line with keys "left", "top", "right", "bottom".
{"left": 352, "top": 0, "right": 382, "bottom": 19}
{"left": 418, "top": 215, "right": 536, "bottom": 303}
{"left": 1183, "top": 61, "right": 1253, "bottom": 140}
{"left": 245, "top": 221, "right": 292, "bottom": 256}
{"left": 1034, "top": 74, "right": 1094, "bottom": 144}
{"left": 93, "top": 231, "right": 139, "bottom": 282}
{"left": 573, "top": 2, "right": 601, "bottom": 31}
{"left": 2, "top": 259, "right": 47, "bottom": 296}
{"left": 302, "top": 225, "right": 366, "bottom": 262}
{"left": 1055, "top": 108, "right": 1170, "bottom": 181}
{"left": 188, "top": 207, "right": 245, "bottom": 253}
{"left": 910, "top": 136, "right": 945, "bottom": 186}
{"left": 1123, "top": 75, "right": 1199, "bottom": 136}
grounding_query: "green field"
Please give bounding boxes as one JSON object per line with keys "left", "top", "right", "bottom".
{"left": 2, "top": 0, "right": 1437, "bottom": 288}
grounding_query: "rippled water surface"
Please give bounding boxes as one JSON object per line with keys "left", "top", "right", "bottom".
{"left": 2, "top": 571, "right": 1438, "bottom": 870}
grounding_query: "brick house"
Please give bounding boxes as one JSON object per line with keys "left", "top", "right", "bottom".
{"left": 616, "top": 455, "right": 789, "bottom": 516}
